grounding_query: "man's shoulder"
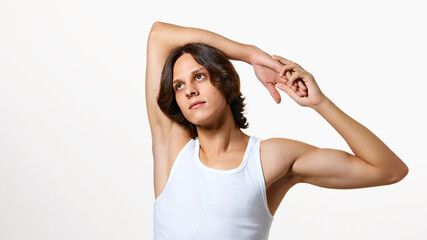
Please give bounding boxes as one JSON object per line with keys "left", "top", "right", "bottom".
{"left": 258, "top": 137, "right": 303, "bottom": 181}
{"left": 261, "top": 137, "right": 299, "bottom": 153}
{"left": 260, "top": 136, "right": 318, "bottom": 162}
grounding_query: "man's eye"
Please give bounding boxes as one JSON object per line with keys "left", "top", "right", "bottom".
{"left": 196, "top": 74, "right": 205, "bottom": 80}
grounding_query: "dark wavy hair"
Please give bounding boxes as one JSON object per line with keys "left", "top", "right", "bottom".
{"left": 157, "top": 43, "right": 249, "bottom": 139}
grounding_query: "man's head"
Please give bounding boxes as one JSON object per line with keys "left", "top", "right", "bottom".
{"left": 157, "top": 43, "right": 248, "bottom": 139}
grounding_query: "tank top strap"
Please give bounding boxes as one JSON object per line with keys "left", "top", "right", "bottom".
{"left": 248, "top": 136, "right": 274, "bottom": 220}
{"left": 153, "top": 138, "right": 195, "bottom": 205}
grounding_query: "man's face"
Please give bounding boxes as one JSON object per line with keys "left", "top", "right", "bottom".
{"left": 172, "top": 53, "right": 227, "bottom": 126}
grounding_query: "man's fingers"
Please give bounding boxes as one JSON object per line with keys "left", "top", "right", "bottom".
{"left": 285, "top": 71, "right": 292, "bottom": 82}
{"left": 271, "top": 59, "right": 284, "bottom": 73}
{"left": 295, "top": 89, "right": 306, "bottom": 97}
{"left": 297, "top": 79, "right": 307, "bottom": 90}
{"left": 277, "top": 78, "right": 308, "bottom": 97}
{"left": 287, "top": 71, "right": 301, "bottom": 87}
{"left": 272, "top": 55, "right": 293, "bottom": 65}
{"left": 291, "top": 83, "right": 298, "bottom": 92}
{"left": 279, "top": 64, "right": 295, "bottom": 77}
{"left": 265, "top": 83, "right": 282, "bottom": 104}
{"left": 275, "top": 82, "right": 298, "bottom": 100}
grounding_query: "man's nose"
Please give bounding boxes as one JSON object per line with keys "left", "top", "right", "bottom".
{"left": 185, "top": 84, "right": 198, "bottom": 97}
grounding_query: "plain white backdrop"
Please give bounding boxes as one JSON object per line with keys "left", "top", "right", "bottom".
{"left": 1, "top": 0, "right": 425, "bottom": 239}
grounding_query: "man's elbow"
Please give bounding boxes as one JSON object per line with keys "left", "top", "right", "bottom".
{"left": 387, "top": 163, "right": 409, "bottom": 184}
{"left": 149, "top": 21, "right": 169, "bottom": 36}
{"left": 148, "top": 22, "right": 162, "bottom": 43}
{"left": 151, "top": 21, "right": 166, "bottom": 32}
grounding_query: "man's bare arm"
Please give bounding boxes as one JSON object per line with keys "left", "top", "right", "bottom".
{"left": 270, "top": 55, "right": 408, "bottom": 188}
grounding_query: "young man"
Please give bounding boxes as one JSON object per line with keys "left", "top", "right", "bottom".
{"left": 145, "top": 22, "right": 408, "bottom": 240}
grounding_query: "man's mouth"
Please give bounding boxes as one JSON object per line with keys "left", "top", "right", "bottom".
{"left": 189, "top": 101, "right": 205, "bottom": 109}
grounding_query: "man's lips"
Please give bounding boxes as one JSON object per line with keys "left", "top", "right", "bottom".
{"left": 189, "top": 101, "right": 205, "bottom": 109}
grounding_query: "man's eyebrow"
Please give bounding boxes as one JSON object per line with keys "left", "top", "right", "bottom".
{"left": 173, "top": 67, "right": 205, "bottom": 84}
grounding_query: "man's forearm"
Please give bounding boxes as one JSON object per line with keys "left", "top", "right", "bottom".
{"left": 312, "top": 97, "right": 408, "bottom": 179}
{"left": 148, "top": 21, "right": 255, "bottom": 64}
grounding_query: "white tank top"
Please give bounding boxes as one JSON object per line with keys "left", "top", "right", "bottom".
{"left": 153, "top": 135, "right": 274, "bottom": 240}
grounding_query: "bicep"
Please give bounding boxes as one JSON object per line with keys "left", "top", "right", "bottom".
{"left": 289, "top": 147, "right": 393, "bottom": 189}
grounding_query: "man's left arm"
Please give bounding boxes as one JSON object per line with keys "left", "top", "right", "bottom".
{"left": 272, "top": 55, "right": 409, "bottom": 188}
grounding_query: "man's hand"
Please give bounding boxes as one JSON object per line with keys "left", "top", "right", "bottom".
{"left": 272, "top": 55, "right": 327, "bottom": 108}
{"left": 249, "top": 48, "right": 288, "bottom": 104}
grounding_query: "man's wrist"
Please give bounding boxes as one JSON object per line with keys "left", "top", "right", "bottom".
{"left": 245, "top": 44, "right": 260, "bottom": 65}
{"left": 312, "top": 96, "right": 332, "bottom": 112}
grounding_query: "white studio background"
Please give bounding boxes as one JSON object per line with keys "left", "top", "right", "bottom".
{"left": 0, "top": 0, "right": 425, "bottom": 239}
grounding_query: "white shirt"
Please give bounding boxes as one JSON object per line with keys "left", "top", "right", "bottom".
{"left": 153, "top": 136, "right": 274, "bottom": 240}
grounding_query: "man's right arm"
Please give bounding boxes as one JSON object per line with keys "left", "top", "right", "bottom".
{"left": 145, "top": 22, "right": 256, "bottom": 137}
